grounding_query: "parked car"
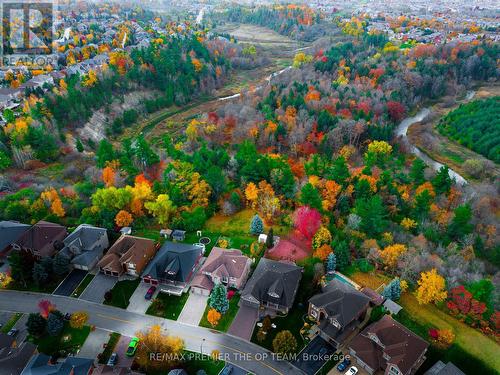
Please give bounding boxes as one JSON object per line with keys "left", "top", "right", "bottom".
{"left": 220, "top": 365, "right": 233, "bottom": 375}
{"left": 337, "top": 358, "right": 352, "bottom": 372}
{"left": 145, "top": 286, "right": 157, "bottom": 300}
{"left": 107, "top": 352, "right": 118, "bottom": 366}
{"left": 126, "top": 337, "right": 140, "bottom": 357}
{"left": 64, "top": 313, "right": 72, "bottom": 321}
{"left": 7, "top": 328, "right": 18, "bottom": 336}
{"left": 347, "top": 366, "right": 358, "bottom": 375}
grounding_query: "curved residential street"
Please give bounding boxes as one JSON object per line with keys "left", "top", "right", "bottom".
{"left": 0, "top": 290, "right": 304, "bottom": 375}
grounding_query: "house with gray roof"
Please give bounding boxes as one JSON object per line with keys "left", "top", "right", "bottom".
{"left": 0, "top": 221, "right": 30, "bottom": 253}
{"left": 308, "top": 279, "right": 371, "bottom": 348}
{"left": 59, "top": 224, "right": 109, "bottom": 270}
{"left": 21, "top": 353, "right": 94, "bottom": 375}
{"left": 142, "top": 241, "right": 205, "bottom": 295}
{"left": 241, "top": 258, "right": 302, "bottom": 314}
{"left": 425, "top": 361, "right": 465, "bottom": 375}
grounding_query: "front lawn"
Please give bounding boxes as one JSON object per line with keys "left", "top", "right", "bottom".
{"left": 199, "top": 295, "right": 241, "bottom": 332}
{"left": 0, "top": 313, "right": 22, "bottom": 333}
{"left": 146, "top": 291, "right": 190, "bottom": 320}
{"left": 30, "top": 324, "right": 90, "bottom": 357}
{"left": 72, "top": 274, "right": 94, "bottom": 298}
{"left": 7, "top": 280, "right": 60, "bottom": 294}
{"left": 103, "top": 279, "right": 140, "bottom": 309}
{"left": 98, "top": 332, "right": 121, "bottom": 364}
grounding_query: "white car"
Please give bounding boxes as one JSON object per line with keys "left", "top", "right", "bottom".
{"left": 347, "top": 366, "right": 359, "bottom": 375}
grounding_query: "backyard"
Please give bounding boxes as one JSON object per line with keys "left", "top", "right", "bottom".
{"left": 199, "top": 294, "right": 241, "bottom": 332}
{"left": 146, "top": 292, "right": 190, "bottom": 320}
{"left": 103, "top": 279, "right": 140, "bottom": 309}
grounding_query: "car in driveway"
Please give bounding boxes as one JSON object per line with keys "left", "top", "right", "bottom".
{"left": 126, "top": 338, "right": 139, "bottom": 357}
{"left": 145, "top": 286, "right": 156, "bottom": 300}
{"left": 107, "top": 352, "right": 118, "bottom": 366}
{"left": 7, "top": 328, "right": 18, "bottom": 336}
{"left": 220, "top": 365, "right": 233, "bottom": 375}
{"left": 337, "top": 357, "right": 351, "bottom": 372}
{"left": 347, "top": 366, "right": 358, "bottom": 375}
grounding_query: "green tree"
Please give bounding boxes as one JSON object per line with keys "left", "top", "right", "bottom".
{"left": 47, "top": 311, "right": 64, "bottom": 336}
{"left": 266, "top": 228, "right": 274, "bottom": 249}
{"left": 145, "top": 194, "right": 175, "bottom": 225}
{"left": 96, "top": 139, "right": 115, "bottom": 168}
{"left": 134, "top": 136, "right": 159, "bottom": 168}
{"left": 432, "top": 166, "right": 452, "bottom": 195}
{"left": 326, "top": 253, "right": 336, "bottom": 273}
{"left": 300, "top": 183, "right": 322, "bottom": 210}
{"left": 229, "top": 191, "right": 241, "bottom": 210}
{"left": 75, "top": 138, "right": 84, "bottom": 153}
{"left": 413, "top": 189, "right": 432, "bottom": 220}
{"left": 53, "top": 253, "right": 70, "bottom": 279}
{"left": 250, "top": 214, "right": 264, "bottom": 235}
{"left": 208, "top": 283, "right": 229, "bottom": 314}
{"left": 26, "top": 313, "right": 46, "bottom": 337}
{"left": 329, "top": 156, "right": 350, "bottom": 185}
{"left": 410, "top": 159, "right": 426, "bottom": 185}
{"left": 272, "top": 330, "right": 297, "bottom": 355}
{"left": 32, "top": 262, "right": 48, "bottom": 286}
{"left": 448, "top": 204, "right": 473, "bottom": 240}
{"left": 180, "top": 207, "right": 207, "bottom": 231}
{"left": 8, "top": 250, "right": 34, "bottom": 287}
{"left": 335, "top": 241, "right": 351, "bottom": 270}
{"left": 0, "top": 150, "right": 11, "bottom": 171}
{"left": 355, "top": 196, "right": 388, "bottom": 237}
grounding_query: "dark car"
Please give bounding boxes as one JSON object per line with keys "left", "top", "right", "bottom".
{"left": 7, "top": 328, "right": 18, "bottom": 336}
{"left": 107, "top": 352, "right": 118, "bottom": 366}
{"left": 220, "top": 365, "right": 233, "bottom": 375}
{"left": 64, "top": 313, "right": 72, "bottom": 321}
{"left": 145, "top": 286, "right": 156, "bottom": 300}
{"left": 337, "top": 358, "right": 352, "bottom": 372}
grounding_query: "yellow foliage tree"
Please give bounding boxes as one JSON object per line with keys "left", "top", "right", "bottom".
{"left": 115, "top": 210, "right": 133, "bottom": 227}
{"left": 245, "top": 182, "right": 258, "bottom": 207}
{"left": 314, "top": 244, "right": 333, "bottom": 261}
{"left": 367, "top": 140, "right": 393, "bottom": 155}
{"left": 312, "top": 226, "right": 332, "bottom": 250}
{"left": 69, "top": 311, "right": 89, "bottom": 329}
{"left": 135, "top": 325, "right": 184, "bottom": 371}
{"left": 379, "top": 244, "right": 406, "bottom": 268}
{"left": 102, "top": 166, "right": 115, "bottom": 187}
{"left": 207, "top": 308, "right": 221, "bottom": 327}
{"left": 416, "top": 269, "right": 447, "bottom": 305}
{"left": 401, "top": 217, "right": 417, "bottom": 231}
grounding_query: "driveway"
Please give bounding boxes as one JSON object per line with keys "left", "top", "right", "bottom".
{"left": 127, "top": 282, "right": 157, "bottom": 314}
{"left": 79, "top": 273, "right": 118, "bottom": 303}
{"left": 328, "top": 355, "right": 370, "bottom": 375}
{"left": 113, "top": 335, "right": 135, "bottom": 369}
{"left": 178, "top": 293, "right": 208, "bottom": 326}
{"left": 53, "top": 269, "right": 88, "bottom": 296}
{"left": 228, "top": 305, "right": 258, "bottom": 340}
{"left": 78, "top": 328, "right": 109, "bottom": 359}
{"left": 293, "top": 336, "right": 336, "bottom": 375}
{"left": 12, "top": 313, "right": 28, "bottom": 344}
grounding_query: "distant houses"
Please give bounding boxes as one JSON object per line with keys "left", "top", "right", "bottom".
{"left": 0, "top": 333, "right": 37, "bottom": 375}
{"left": 21, "top": 353, "right": 94, "bottom": 375}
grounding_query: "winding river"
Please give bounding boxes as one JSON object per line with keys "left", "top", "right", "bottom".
{"left": 394, "top": 92, "right": 477, "bottom": 186}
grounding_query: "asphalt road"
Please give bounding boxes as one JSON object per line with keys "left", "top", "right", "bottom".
{"left": 0, "top": 290, "right": 304, "bottom": 375}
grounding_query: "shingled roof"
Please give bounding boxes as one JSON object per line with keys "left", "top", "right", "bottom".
{"left": 241, "top": 258, "right": 302, "bottom": 309}
{"left": 14, "top": 220, "right": 67, "bottom": 257}
{"left": 350, "top": 315, "right": 429, "bottom": 375}
{"left": 0, "top": 221, "right": 30, "bottom": 252}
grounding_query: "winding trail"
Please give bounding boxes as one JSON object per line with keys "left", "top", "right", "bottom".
{"left": 394, "top": 92, "right": 477, "bottom": 186}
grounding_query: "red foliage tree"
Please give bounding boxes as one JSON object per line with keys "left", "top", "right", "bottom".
{"left": 294, "top": 206, "right": 321, "bottom": 240}
{"left": 387, "top": 101, "right": 406, "bottom": 123}
{"left": 38, "top": 300, "right": 56, "bottom": 319}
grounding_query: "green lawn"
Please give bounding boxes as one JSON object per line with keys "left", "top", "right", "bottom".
{"left": 146, "top": 292, "right": 190, "bottom": 320}
{"left": 399, "top": 293, "right": 500, "bottom": 374}
{"left": 199, "top": 295, "right": 241, "bottom": 332}
{"left": 7, "top": 279, "right": 60, "bottom": 294}
{"left": 183, "top": 231, "right": 220, "bottom": 254}
{"left": 148, "top": 352, "right": 225, "bottom": 375}
{"left": 1, "top": 313, "right": 22, "bottom": 333}
{"left": 30, "top": 324, "right": 90, "bottom": 356}
{"left": 72, "top": 274, "right": 95, "bottom": 298}
{"left": 103, "top": 279, "right": 140, "bottom": 309}
{"left": 98, "top": 332, "right": 121, "bottom": 364}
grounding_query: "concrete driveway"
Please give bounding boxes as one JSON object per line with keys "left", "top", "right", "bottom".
{"left": 178, "top": 292, "right": 208, "bottom": 326}
{"left": 113, "top": 335, "right": 135, "bottom": 369}
{"left": 79, "top": 273, "right": 118, "bottom": 303}
{"left": 53, "top": 269, "right": 88, "bottom": 296}
{"left": 293, "top": 336, "right": 336, "bottom": 375}
{"left": 11, "top": 313, "right": 28, "bottom": 344}
{"left": 78, "top": 328, "right": 109, "bottom": 359}
{"left": 127, "top": 282, "right": 157, "bottom": 314}
{"left": 228, "top": 305, "right": 257, "bottom": 340}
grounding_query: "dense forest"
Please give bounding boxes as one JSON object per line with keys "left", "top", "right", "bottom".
{"left": 437, "top": 97, "right": 500, "bottom": 163}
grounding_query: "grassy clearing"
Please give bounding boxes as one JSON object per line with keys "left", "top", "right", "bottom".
{"left": 31, "top": 324, "right": 90, "bottom": 356}
{"left": 72, "top": 274, "right": 95, "bottom": 298}
{"left": 146, "top": 292, "right": 190, "bottom": 321}
{"left": 1, "top": 313, "right": 22, "bottom": 333}
{"left": 98, "top": 332, "right": 121, "bottom": 364}
{"left": 399, "top": 293, "right": 500, "bottom": 373}
{"left": 103, "top": 279, "right": 140, "bottom": 309}
{"left": 199, "top": 295, "right": 241, "bottom": 332}
{"left": 349, "top": 271, "right": 391, "bottom": 290}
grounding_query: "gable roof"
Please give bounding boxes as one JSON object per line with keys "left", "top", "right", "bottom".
{"left": 21, "top": 353, "right": 93, "bottom": 375}
{"left": 59, "top": 224, "right": 108, "bottom": 267}
{"left": 424, "top": 361, "right": 466, "bottom": 375}
{"left": 310, "top": 279, "right": 370, "bottom": 326}
{"left": 142, "top": 242, "right": 203, "bottom": 282}
{"left": 349, "top": 315, "right": 429, "bottom": 375}
{"left": 191, "top": 247, "right": 250, "bottom": 290}
{"left": 241, "top": 258, "right": 302, "bottom": 309}
{"left": 14, "top": 221, "right": 67, "bottom": 257}
{"left": 97, "top": 235, "right": 157, "bottom": 275}
{"left": 0, "top": 221, "right": 30, "bottom": 251}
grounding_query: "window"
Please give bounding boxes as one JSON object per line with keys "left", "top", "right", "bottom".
{"left": 222, "top": 277, "right": 228, "bottom": 283}
{"left": 388, "top": 365, "right": 400, "bottom": 375}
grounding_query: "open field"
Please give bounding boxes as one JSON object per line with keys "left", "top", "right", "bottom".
{"left": 408, "top": 83, "right": 500, "bottom": 181}
{"left": 216, "top": 23, "right": 301, "bottom": 48}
